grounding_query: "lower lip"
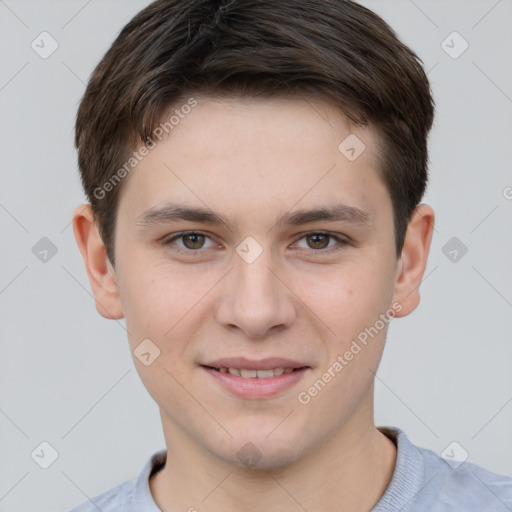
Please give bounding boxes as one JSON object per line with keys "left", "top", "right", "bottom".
{"left": 201, "top": 366, "right": 309, "bottom": 399}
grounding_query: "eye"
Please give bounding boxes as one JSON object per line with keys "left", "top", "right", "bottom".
{"left": 162, "top": 230, "right": 348, "bottom": 256}
{"left": 162, "top": 231, "right": 217, "bottom": 253}
{"left": 293, "top": 232, "right": 348, "bottom": 253}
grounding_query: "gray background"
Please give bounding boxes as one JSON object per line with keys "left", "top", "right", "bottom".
{"left": 0, "top": 0, "right": 511, "bottom": 510}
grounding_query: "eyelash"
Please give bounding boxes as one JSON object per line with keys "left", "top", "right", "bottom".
{"left": 161, "top": 230, "right": 350, "bottom": 256}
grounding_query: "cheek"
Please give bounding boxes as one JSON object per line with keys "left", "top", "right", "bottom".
{"left": 296, "top": 262, "right": 396, "bottom": 418}
{"left": 119, "top": 257, "right": 221, "bottom": 366}
{"left": 118, "top": 263, "right": 184, "bottom": 353}
{"left": 119, "top": 266, "right": 196, "bottom": 406}
{"left": 301, "top": 257, "right": 395, "bottom": 342}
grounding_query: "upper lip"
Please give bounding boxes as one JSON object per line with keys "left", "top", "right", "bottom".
{"left": 202, "top": 357, "right": 309, "bottom": 370}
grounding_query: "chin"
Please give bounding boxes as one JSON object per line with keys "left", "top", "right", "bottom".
{"left": 220, "top": 432, "right": 307, "bottom": 471}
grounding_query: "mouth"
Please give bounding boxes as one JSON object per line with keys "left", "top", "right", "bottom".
{"left": 200, "top": 358, "right": 311, "bottom": 399}
{"left": 203, "top": 366, "right": 304, "bottom": 378}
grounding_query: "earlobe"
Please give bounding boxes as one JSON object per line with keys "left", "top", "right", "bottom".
{"left": 72, "top": 203, "right": 124, "bottom": 320}
{"left": 392, "top": 204, "right": 435, "bottom": 317}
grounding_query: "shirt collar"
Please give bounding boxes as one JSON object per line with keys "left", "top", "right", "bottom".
{"left": 373, "top": 426, "right": 425, "bottom": 510}
{"left": 131, "top": 449, "right": 167, "bottom": 511}
{"left": 131, "top": 426, "right": 424, "bottom": 511}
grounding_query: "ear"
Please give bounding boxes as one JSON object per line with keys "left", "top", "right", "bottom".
{"left": 392, "top": 204, "right": 435, "bottom": 317}
{"left": 72, "top": 203, "right": 124, "bottom": 319}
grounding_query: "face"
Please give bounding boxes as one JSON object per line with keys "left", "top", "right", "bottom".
{"left": 75, "top": 95, "right": 432, "bottom": 469}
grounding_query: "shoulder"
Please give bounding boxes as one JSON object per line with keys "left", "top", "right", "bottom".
{"left": 376, "top": 426, "right": 512, "bottom": 511}
{"left": 67, "top": 478, "right": 134, "bottom": 512}
{"left": 420, "top": 446, "right": 512, "bottom": 509}
{"left": 67, "top": 449, "right": 167, "bottom": 512}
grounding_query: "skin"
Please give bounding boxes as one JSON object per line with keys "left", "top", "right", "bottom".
{"left": 73, "top": 95, "right": 434, "bottom": 512}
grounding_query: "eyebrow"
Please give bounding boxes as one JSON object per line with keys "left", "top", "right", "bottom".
{"left": 135, "top": 202, "right": 372, "bottom": 231}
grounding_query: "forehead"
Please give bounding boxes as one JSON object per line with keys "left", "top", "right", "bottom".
{"left": 117, "top": 95, "right": 390, "bottom": 228}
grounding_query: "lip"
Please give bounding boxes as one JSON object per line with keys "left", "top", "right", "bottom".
{"left": 200, "top": 357, "right": 311, "bottom": 399}
{"left": 202, "top": 357, "right": 307, "bottom": 371}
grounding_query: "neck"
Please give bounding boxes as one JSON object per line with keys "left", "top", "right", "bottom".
{"left": 150, "top": 392, "right": 397, "bottom": 512}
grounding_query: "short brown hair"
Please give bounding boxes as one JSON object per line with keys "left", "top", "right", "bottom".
{"left": 75, "top": 0, "right": 435, "bottom": 268}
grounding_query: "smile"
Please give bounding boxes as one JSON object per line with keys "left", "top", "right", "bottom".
{"left": 209, "top": 367, "right": 298, "bottom": 378}
{"left": 201, "top": 362, "right": 310, "bottom": 399}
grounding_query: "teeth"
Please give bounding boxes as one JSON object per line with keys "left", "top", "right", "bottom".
{"left": 219, "top": 367, "right": 296, "bottom": 378}
{"left": 256, "top": 369, "right": 274, "bottom": 378}
{"left": 240, "top": 369, "right": 258, "bottom": 378}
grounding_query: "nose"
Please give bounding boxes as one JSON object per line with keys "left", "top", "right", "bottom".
{"left": 214, "top": 244, "right": 297, "bottom": 339}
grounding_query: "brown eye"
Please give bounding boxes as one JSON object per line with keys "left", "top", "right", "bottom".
{"left": 181, "top": 233, "right": 206, "bottom": 249}
{"left": 294, "top": 232, "right": 349, "bottom": 254}
{"left": 306, "top": 234, "right": 330, "bottom": 249}
{"left": 163, "top": 231, "right": 216, "bottom": 253}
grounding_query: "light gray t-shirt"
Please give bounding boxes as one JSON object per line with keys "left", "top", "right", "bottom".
{"left": 69, "top": 426, "right": 512, "bottom": 511}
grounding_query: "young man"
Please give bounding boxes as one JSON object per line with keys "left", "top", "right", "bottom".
{"left": 70, "top": 0, "right": 512, "bottom": 510}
